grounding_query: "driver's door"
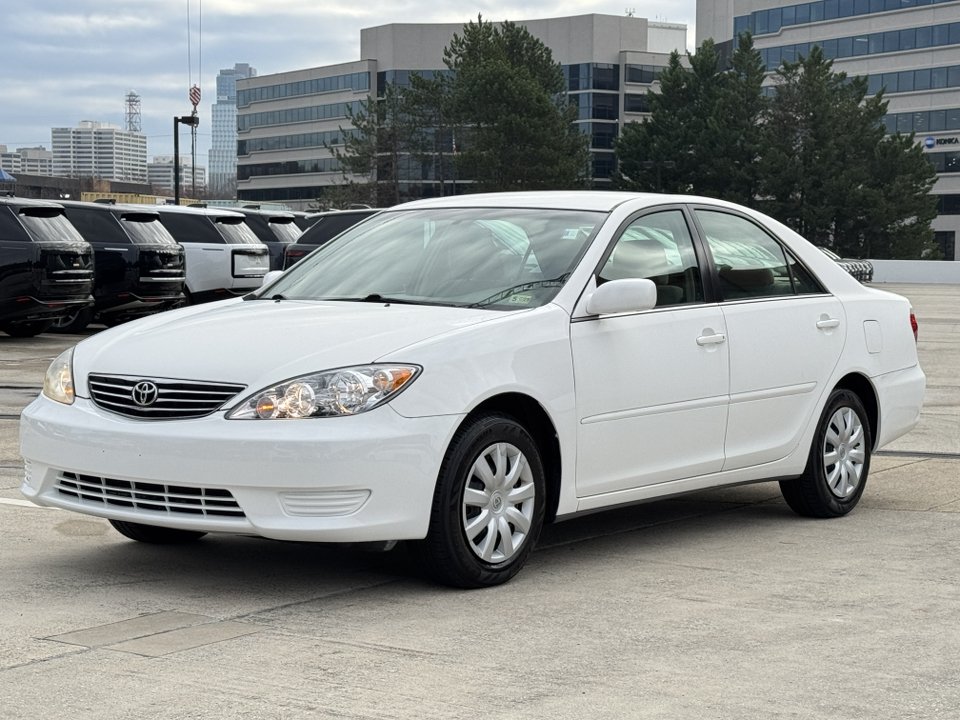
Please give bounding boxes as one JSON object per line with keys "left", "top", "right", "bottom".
{"left": 571, "top": 209, "right": 730, "bottom": 497}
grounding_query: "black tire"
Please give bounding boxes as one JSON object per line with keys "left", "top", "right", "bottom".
{"left": 100, "top": 315, "right": 127, "bottom": 328}
{"left": 0, "top": 320, "right": 54, "bottom": 338}
{"left": 50, "top": 308, "right": 93, "bottom": 334}
{"left": 780, "top": 389, "right": 872, "bottom": 518}
{"left": 411, "top": 412, "right": 546, "bottom": 588}
{"left": 109, "top": 519, "right": 207, "bottom": 544}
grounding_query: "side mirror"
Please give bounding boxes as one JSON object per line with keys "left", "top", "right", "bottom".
{"left": 261, "top": 270, "right": 284, "bottom": 288}
{"left": 585, "top": 278, "right": 658, "bottom": 316}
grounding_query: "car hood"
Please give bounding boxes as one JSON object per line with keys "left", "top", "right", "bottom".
{"left": 72, "top": 299, "right": 501, "bottom": 397}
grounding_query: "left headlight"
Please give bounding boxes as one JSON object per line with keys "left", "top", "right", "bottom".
{"left": 226, "top": 364, "right": 421, "bottom": 420}
{"left": 43, "top": 348, "right": 75, "bottom": 405}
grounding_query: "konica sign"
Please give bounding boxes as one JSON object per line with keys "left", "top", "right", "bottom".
{"left": 925, "top": 136, "right": 960, "bottom": 149}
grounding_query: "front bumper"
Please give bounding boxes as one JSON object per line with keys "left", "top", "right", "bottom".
{"left": 20, "top": 395, "right": 460, "bottom": 542}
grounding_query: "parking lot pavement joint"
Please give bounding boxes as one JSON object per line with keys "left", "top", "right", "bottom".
{"left": 101, "top": 621, "right": 261, "bottom": 657}
{"left": 869, "top": 458, "right": 929, "bottom": 475}
{"left": 876, "top": 450, "right": 960, "bottom": 460}
{"left": 229, "top": 577, "right": 408, "bottom": 624}
{"left": 0, "top": 646, "right": 90, "bottom": 674}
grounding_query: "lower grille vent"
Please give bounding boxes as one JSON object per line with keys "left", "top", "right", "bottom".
{"left": 54, "top": 472, "right": 245, "bottom": 518}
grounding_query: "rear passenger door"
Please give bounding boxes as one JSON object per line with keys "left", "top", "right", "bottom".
{"left": 691, "top": 207, "right": 846, "bottom": 471}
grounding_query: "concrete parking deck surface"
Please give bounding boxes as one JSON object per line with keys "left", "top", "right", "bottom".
{"left": 0, "top": 284, "right": 957, "bottom": 719}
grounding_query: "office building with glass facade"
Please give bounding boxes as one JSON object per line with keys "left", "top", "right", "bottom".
{"left": 236, "top": 14, "right": 687, "bottom": 209}
{"left": 210, "top": 63, "right": 256, "bottom": 197}
{"left": 697, "top": 0, "right": 960, "bottom": 259}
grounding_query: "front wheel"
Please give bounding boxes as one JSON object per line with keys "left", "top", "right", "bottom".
{"left": 109, "top": 520, "right": 207, "bottom": 544}
{"left": 411, "top": 413, "right": 546, "bottom": 588}
{"left": 50, "top": 308, "right": 93, "bottom": 334}
{"left": 780, "top": 389, "right": 872, "bottom": 518}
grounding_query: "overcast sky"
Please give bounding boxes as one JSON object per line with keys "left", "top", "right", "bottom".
{"left": 2, "top": 0, "right": 696, "bottom": 166}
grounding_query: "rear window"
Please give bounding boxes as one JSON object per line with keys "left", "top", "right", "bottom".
{"left": 63, "top": 207, "right": 130, "bottom": 244}
{"left": 18, "top": 208, "right": 88, "bottom": 244}
{"left": 120, "top": 214, "right": 179, "bottom": 246}
{"left": 267, "top": 217, "right": 301, "bottom": 243}
{"left": 215, "top": 216, "right": 263, "bottom": 245}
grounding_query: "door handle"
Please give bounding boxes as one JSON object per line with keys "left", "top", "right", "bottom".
{"left": 816, "top": 318, "right": 841, "bottom": 329}
{"left": 696, "top": 333, "right": 726, "bottom": 346}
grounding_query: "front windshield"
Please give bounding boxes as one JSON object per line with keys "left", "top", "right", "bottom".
{"left": 263, "top": 208, "right": 603, "bottom": 309}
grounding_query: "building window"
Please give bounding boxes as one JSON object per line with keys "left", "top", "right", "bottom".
{"left": 564, "top": 64, "right": 621, "bottom": 92}
{"left": 237, "top": 72, "right": 370, "bottom": 107}
{"left": 759, "top": 21, "right": 960, "bottom": 72}
{"left": 934, "top": 230, "right": 956, "bottom": 260}
{"left": 735, "top": 0, "right": 958, "bottom": 38}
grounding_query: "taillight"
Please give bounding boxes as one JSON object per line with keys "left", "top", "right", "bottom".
{"left": 910, "top": 308, "right": 918, "bottom": 342}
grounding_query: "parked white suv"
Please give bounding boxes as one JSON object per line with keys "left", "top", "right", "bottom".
{"left": 154, "top": 206, "right": 269, "bottom": 303}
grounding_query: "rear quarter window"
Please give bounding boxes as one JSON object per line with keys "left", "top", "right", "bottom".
{"left": 159, "top": 213, "right": 225, "bottom": 244}
{"left": 63, "top": 207, "right": 130, "bottom": 244}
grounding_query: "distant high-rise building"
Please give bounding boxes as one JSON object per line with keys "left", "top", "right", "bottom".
{"left": 51, "top": 121, "right": 147, "bottom": 183}
{"left": 210, "top": 63, "right": 256, "bottom": 197}
{"left": 0, "top": 144, "right": 55, "bottom": 177}
{"left": 148, "top": 155, "right": 207, "bottom": 193}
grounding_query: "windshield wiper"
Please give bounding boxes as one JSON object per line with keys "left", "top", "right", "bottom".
{"left": 468, "top": 274, "right": 570, "bottom": 308}
{"left": 315, "top": 294, "right": 427, "bottom": 306}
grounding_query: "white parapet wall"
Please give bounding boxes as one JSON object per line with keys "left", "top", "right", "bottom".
{"left": 869, "top": 260, "right": 960, "bottom": 284}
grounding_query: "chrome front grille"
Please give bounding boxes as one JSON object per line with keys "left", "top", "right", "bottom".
{"left": 87, "top": 374, "right": 245, "bottom": 420}
{"left": 54, "top": 472, "right": 245, "bottom": 518}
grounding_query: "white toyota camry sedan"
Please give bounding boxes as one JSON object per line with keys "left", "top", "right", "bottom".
{"left": 20, "top": 192, "right": 925, "bottom": 588}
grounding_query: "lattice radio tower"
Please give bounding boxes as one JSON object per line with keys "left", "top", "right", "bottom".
{"left": 125, "top": 90, "right": 142, "bottom": 133}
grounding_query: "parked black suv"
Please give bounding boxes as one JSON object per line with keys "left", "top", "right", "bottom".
{"left": 53, "top": 201, "right": 186, "bottom": 332}
{"left": 226, "top": 207, "right": 302, "bottom": 271}
{"left": 282, "top": 209, "right": 378, "bottom": 269}
{"left": 0, "top": 195, "right": 94, "bottom": 337}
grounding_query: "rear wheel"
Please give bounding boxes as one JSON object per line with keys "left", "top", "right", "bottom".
{"left": 109, "top": 520, "right": 207, "bottom": 544}
{"left": 411, "top": 412, "right": 546, "bottom": 588}
{"left": 0, "top": 320, "right": 54, "bottom": 338}
{"left": 780, "top": 389, "right": 871, "bottom": 518}
{"left": 50, "top": 308, "right": 93, "bottom": 334}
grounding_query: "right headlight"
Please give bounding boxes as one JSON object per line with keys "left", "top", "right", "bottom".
{"left": 226, "top": 364, "right": 421, "bottom": 419}
{"left": 43, "top": 348, "right": 75, "bottom": 405}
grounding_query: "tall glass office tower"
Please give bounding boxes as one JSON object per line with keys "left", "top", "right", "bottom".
{"left": 210, "top": 63, "right": 256, "bottom": 197}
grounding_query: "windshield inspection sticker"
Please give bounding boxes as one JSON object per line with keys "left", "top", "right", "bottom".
{"left": 508, "top": 294, "right": 533, "bottom": 304}
{"left": 562, "top": 228, "right": 580, "bottom": 240}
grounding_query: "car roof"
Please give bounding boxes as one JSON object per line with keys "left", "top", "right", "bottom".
{"left": 153, "top": 204, "right": 245, "bottom": 218}
{"left": 223, "top": 207, "right": 296, "bottom": 220}
{"left": 56, "top": 200, "right": 162, "bottom": 217}
{"left": 394, "top": 191, "right": 683, "bottom": 213}
{"left": 0, "top": 195, "right": 66, "bottom": 211}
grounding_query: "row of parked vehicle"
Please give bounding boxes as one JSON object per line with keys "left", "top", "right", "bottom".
{"left": 0, "top": 194, "right": 377, "bottom": 337}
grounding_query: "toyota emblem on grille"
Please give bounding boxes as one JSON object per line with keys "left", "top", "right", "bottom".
{"left": 131, "top": 381, "right": 159, "bottom": 407}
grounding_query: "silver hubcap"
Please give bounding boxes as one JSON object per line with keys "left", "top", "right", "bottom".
{"left": 823, "top": 407, "right": 866, "bottom": 498}
{"left": 462, "top": 442, "right": 535, "bottom": 563}
{"left": 52, "top": 311, "right": 79, "bottom": 328}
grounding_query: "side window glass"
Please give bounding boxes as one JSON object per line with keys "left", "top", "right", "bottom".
{"left": 785, "top": 249, "right": 825, "bottom": 294}
{"left": 598, "top": 210, "right": 704, "bottom": 307}
{"left": 696, "top": 210, "right": 793, "bottom": 300}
